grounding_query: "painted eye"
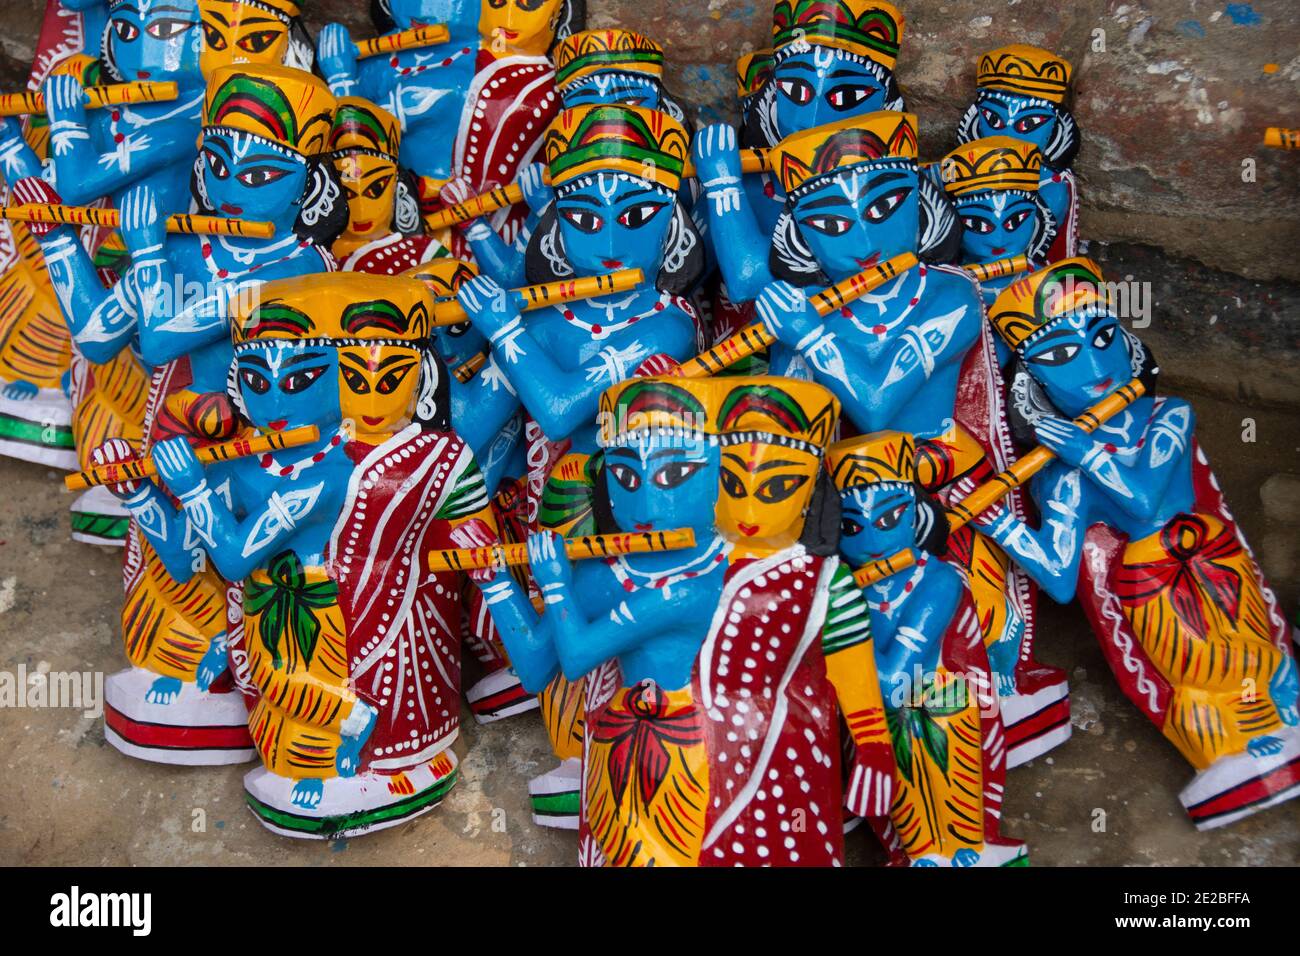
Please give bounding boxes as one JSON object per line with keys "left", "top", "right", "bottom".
{"left": 755, "top": 472, "right": 809, "bottom": 504}
{"left": 826, "top": 84, "right": 876, "bottom": 111}
{"left": 363, "top": 175, "right": 393, "bottom": 199}
{"left": 617, "top": 202, "right": 666, "bottom": 229}
{"left": 980, "top": 107, "right": 1005, "bottom": 130}
{"left": 776, "top": 77, "right": 814, "bottom": 106}
{"left": 376, "top": 365, "right": 413, "bottom": 395}
{"left": 800, "top": 215, "right": 853, "bottom": 236}
{"left": 1092, "top": 325, "right": 1118, "bottom": 349}
{"left": 1027, "top": 343, "right": 1080, "bottom": 367}
{"left": 340, "top": 365, "right": 369, "bottom": 394}
{"left": 445, "top": 321, "right": 472, "bottom": 338}
{"left": 201, "top": 22, "right": 227, "bottom": 49}
{"left": 608, "top": 463, "right": 641, "bottom": 492}
{"left": 145, "top": 17, "right": 194, "bottom": 40}
{"left": 237, "top": 166, "right": 292, "bottom": 187}
{"left": 112, "top": 19, "right": 140, "bottom": 42}
{"left": 280, "top": 365, "right": 327, "bottom": 393}
{"left": 873, "top": 503, "right": 908, "bottom": 531}
{"left": 239, "top": 367, "right": 270, "bottom": 394}
{"left": 237, "top": 29, "right": 281, "bottom": 53}
{"left": 1014, "top": 114, "right": 1050, "bottom": 134}
{"left": 719, "top": 467, "right": 747, "bottom": 500}
{"left": 204, "top": 149, "right": 229, "bottom": 179}
{"left": 961, "top": 215, "right": 995, "bottom": 235}
{"left": 652, "top": 460, "right": 705, "bottom": 489}
{"left": 864, "top": 188, "right": 911, "bottom": 224}
{"left": 1004, "top": 209, "right": 1034, "bottom": 231}
{"left": 558, "top": 208, "right": 603, "bottom": 233}
{"left": 840, "top": 518, "right": 864, "bottom": 536}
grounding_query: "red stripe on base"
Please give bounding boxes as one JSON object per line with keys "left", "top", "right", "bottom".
{"left": 470, "top": 685, "right": 531, "bottom": 715}
{"left": 104, "top": 701, "right": 253, "bottom": 751}
{"left": 1186, "top": 756, "right": 1300, "bottom": 826}
{"left": 1005, "top": 697, "right": 1071, "bottom": 750}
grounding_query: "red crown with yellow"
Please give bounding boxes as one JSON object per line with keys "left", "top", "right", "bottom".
{"left": 554, "top": 29, "right": 665, "bottom": 91}
{"left": 204, "top": 64, "right": 334, "bottom": 156}
{"left": 329, "top": 97, "right": 401, "bottom": 162}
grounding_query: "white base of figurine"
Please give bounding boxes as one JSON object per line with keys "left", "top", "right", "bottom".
{"left": 1180, "top": 723, "right": 1300, "bottom": 830}
{"left": 244, "top": 746, "right": 459, "bottom": 840}
{"left": 0, "top": 386, "right": 77, "bottom": 471}
{"left": 467, "top": 667, "right": 540, "bottom": 724}
{"left": 913, "top": 841, "right": 1028, "bottom": 868}
{"left": 70, "top": 485, "right": 129, "bottom": 547}
{"left": 528, "top": 756, "right": 582, "bottom": 830}
{"left": 104, "top": 666, "right": 255, "bottom": 765}
{"left": 1002, "top": 680, "right": 1072, "bottom": 769}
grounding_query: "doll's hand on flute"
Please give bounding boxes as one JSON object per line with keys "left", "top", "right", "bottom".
{"left": 527, "top": 531, "right": 573, "bottom": 600}
{"left": 10, "top": 176, "right": 63, "bottom": 239}
{"left": 152, "top": 436, "right": 207, "bottom": 497}
{"left": 517, "top": 162, "right": 553, "bottom": 214}
{"left": 456, "top": 274, "right": 519, "bottom": 340}
{"left": 90, "top": 438, "right": 144, "bottom": 500}
{"left": 448, "top": 517, "right": 500, "bottom": 584}
{"left": 756, "top": 280, "right": 822, "bottom": 348}
{"left": 42, "top": 75, "right": 88, "bottom": 156}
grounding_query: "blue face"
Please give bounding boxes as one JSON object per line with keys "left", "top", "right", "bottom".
{"left": 555, "top": 174, "right": 675, "bottom": 277}
{"left": 772, "top": 49, "right": 889, "bottom": 138}
{"left": 604, "top": 433, "right": 720, "bottom": 534}
{"left": 954, "top": 192, "right": 1038, "bottom": 262}
{"left": 235, "top": 343, "right": 341, "bottom": 431}
{"left": 200, "top": 130, "right": 307, "bottom": 222}
{"left": 563, "top": 75, "right": 662, "bottom": 110}
{"left": 387, "top": 0, "right": 479, "bottom": 33}
{"left": 974, "top": 91, "right": 1057, "bottom": 154}
{"left": 1019, "top": 309, "right": 1131, "bottom": 417}
{"left": 838, "top": 483, "right": 916, "bottom": 566}
{"left": 107, "top": 0, "right": 202, "bottom": 82}
{"left": 434, "top": 319, "right": 487, "bottom": 368}
{"left": 792, "top": 162, "right": 919, "bottom": 277}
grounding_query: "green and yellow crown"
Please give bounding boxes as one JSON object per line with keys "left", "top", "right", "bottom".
{"left": 988, "top": 257, "right": 1109, "bottom": 352}
{"left": 232, "top": 273, "right": 432, "bottom": 348}
{"left": 554, "top": 29, "right": 665, "bottom": 91}
{"left": 205, "top": 64, "right": 334, "bottom": 156}
{"left": 827, "top": 430, "right": 916, "bottom": 489}
{"left": 329, "top": 97, "right": 401, "bottom": 161}
{"left": 598, "top": 377, "right": 724, "bottom": 446}
{"left": 715, "top": 377, "right": 839, "bottom": 453}
{"left": 771, "top": 111, "right": 918, "bottom": 195}
{"left": 940, "top": 136, "right": 1042, "bottom": 196}
{"left": 771, "top": 0, "right": 905, "bottom": 72}
{"left": 977, "top": 44, "right": 1073, "bottom": 105}
{"left": 544, "top": 104, "right": 690, "bottom": 192}
{"left": 736, "top": 49, "right": 774, "bottom": 98}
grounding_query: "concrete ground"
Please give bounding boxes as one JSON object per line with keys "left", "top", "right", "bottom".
{"left": 0, "top": 392, "right": 1296, "bottom": 866}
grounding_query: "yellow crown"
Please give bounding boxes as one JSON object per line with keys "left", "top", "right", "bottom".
{"left": 771, "top": 0, "right": 905, "bottom": 72}
{"left": 329, "top": 97, "right": 401, "bottom": 161}
{"left": 772, "top": 111, "right": 918, "bottom": 195}
{"left": 598, "top": 377, "right": 724, "bottom": 446}
{"left": 736, "top": 49, "right": 774, "bottom": 98}
{"left": 544, "top": 104, "right": 690, "bottom": 192}
{"left": 940, "top": 136, "right": 1042, "bottom": 196}
{"left": 204, "top": 65, "right": 334, "bottom": 156}
{"left": 715, "top": 377, "right": 840, "bottom": 453}
{"left": 988, "top": 257, "right": 1110, "bottom": 351}
{"left": 200, "top": 0, "right": 301, "bottom": 24}
{"left": 402, "top": 258, "right": 480, "bottom": 301}
{"left": 554, "top": 29, "right": 665, "bottom": 91}
{"left": 232, "top": 273, "right": 433, "bottom": 347}
{"left": 827, "top": 430, "right": 916, "bottom": 489}
{"left": 977, "top": 44, "right": 1073, "bottom": 105}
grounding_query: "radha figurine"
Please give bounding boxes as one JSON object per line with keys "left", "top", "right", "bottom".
{"left": 975, "top": 258, "right": 1300, "bottom": 829}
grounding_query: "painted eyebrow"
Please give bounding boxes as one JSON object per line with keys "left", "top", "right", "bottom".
{"left": 826, "top": 70, "right": 875, "bottom": 80}
{"left": 203, "top": 138, "right": 234, "bottom": 158}
{"left": 283, "top": 352, "right": 328, "bottom": 367}
{"left": 1026, "top": 327, "right": 1079, "bottom": 349}
{"left": 801, "top": 194, "right": 854, "bottom": 211}
{"left": 721, "top": 452, "right": 804, "bottom": 472}
{"left": 873, "top": 490, "right": 910, "bottom": 509}
{"left": 558, "top": 195, "right": 603, "bottom": 207}
{"left": 150, "top": 5, "right": 196, "bottom": 13}
{"left": 239, "top": 355, "right": 270, "bottom": 369}
{"left": 202, "top": 10, "right": 230, "bottom": 25}
{"left": 619, "top": 187, "right": 661, "bottom": 202}
{"left": 650, "top": 448, "right": 705, "bottom": 460}
{"left": 244, "top": 153, "right": 298, "bottom": 165}
{"left": 1087, "top": 312, "right": 1117, "bottom": 331}
{"left": 341, "top": 352, "right": 415, "bottom": 370}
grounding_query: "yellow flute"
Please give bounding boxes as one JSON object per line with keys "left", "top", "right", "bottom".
{"left": 2, "top": 203, "right": 274, "bottom": 239}
{"left": 453, "top": 351, "right": 487, "bottom": 383}
{"left": 64, "top": 425, "right": 321, "bottom": 492}
{"left": 426, "top": 267, "right": 645, "bottom": 326}
{"left": 356, "top": 23, "right": 451, "bottom": 58}
{"left": 676, "top": 251, "right": 919, "bottom": 379}
{"left": 426, "top": 148, "right": 773, "bottom": 231}
{"left": 962, "top": 253, "right": 1031, "bottom": 283}
{"left": 0, "top": 81, "right": 178, "bottom": 117}
{"left": 1264, "top": 127, "right": 1300, "bottom": 150}
{"left": 429, "top": 528, "right": 696, "bottom": 573}
{"left": 852, "top": 378, "right": 1146, "bottom": 588}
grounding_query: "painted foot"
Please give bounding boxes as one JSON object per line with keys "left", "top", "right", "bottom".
{"left": 145, "top": 676, "right": 182, "bottom": 705}
{"left": 291, "top": 778, "right": 324, "bottom": 809}
{"left": 952, "top": 848, "right": 979, "bottom": 867}
{"left": 912, "top": 859, "right": 939, "bottom": 868}
{"left": 195, "top": 640, "right": 228, "bottom": 692}
{"left": 1, "top": 380, "right": 38, "bottom": 401}
{"left": 1248, "top": 734, "right": 1284, "bottom": 758}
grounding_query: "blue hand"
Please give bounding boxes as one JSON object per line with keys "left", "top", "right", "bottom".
{"left": 145, "top": 675, "right": 182, "bottom": 705}
{"left": 291, "top": 778, "right": 324, "bottom": 808}
{"left": 1, "top": 380, "right": 38, "bottom": 400}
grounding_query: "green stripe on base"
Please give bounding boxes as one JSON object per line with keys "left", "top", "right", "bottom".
{"left": 71, "top": 512, "right": 130, "bottom": 541}
{"left": 530, "top": 789, "right": 581, "bottom": 817}
{"left": 245, "top": 767, "right": 458, "bottom": 837}
{"left": 0, "top": 413, "right": 75, "bottom": 448}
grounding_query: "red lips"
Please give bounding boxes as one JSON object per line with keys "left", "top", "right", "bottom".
{"left": 602, "top": 259, "right": 623, "bottom": 269}
{"left": 855, "top": 252, "right": 880, "bottom": 269}
{"left": 363, "top": 415, "right": 384, "bottom": 426}
{"left": 221, "top": 203, "right": 243, "bottom": 215}
{"left": 634, "top": 522, "right": 654, "bottom": 532}
{"left": 992, "top": 246, "right": 1007, "bottom": 255}
{"left": 267, "top": 419, "right": 287, "bottom": 431}
{"left": 738, "top": 523, "right": 760, "bottom": 537}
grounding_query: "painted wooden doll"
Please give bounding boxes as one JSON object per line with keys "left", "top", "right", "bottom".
{"left": 131, "top": 272, "right": 497, "bottom": 837}
{"left": 197, "top": 0, "right": 314, "bottom": 81}
{"left": 317, "top": 0, "right": 585, "bottom": 257}
{"left": 329, "top": 97, "right": 447, "bottom": 273}
{"left": 481, "top": 374, "right": 896, "bottom": 864}
{"left": 955, "top": 44, "right": 1079, "bottom": 265}
{"left": 32, "top": 64, "right": 346, "bottom": 762}
{"left": 974, "top": 258, "right": 1300, "bottom": 829}
{"left": 454, "top": 101, "right": 705, "bottom": 825}
{"left": 753, "top": 111, "right": 1069, "bottom": 767}
{"left": 827, "top": 430, "right": 1026, "bottom": 866}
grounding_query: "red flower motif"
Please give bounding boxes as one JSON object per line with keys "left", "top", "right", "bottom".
{"left": 590, "top": 682, "right": 703, "bottom": 806}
